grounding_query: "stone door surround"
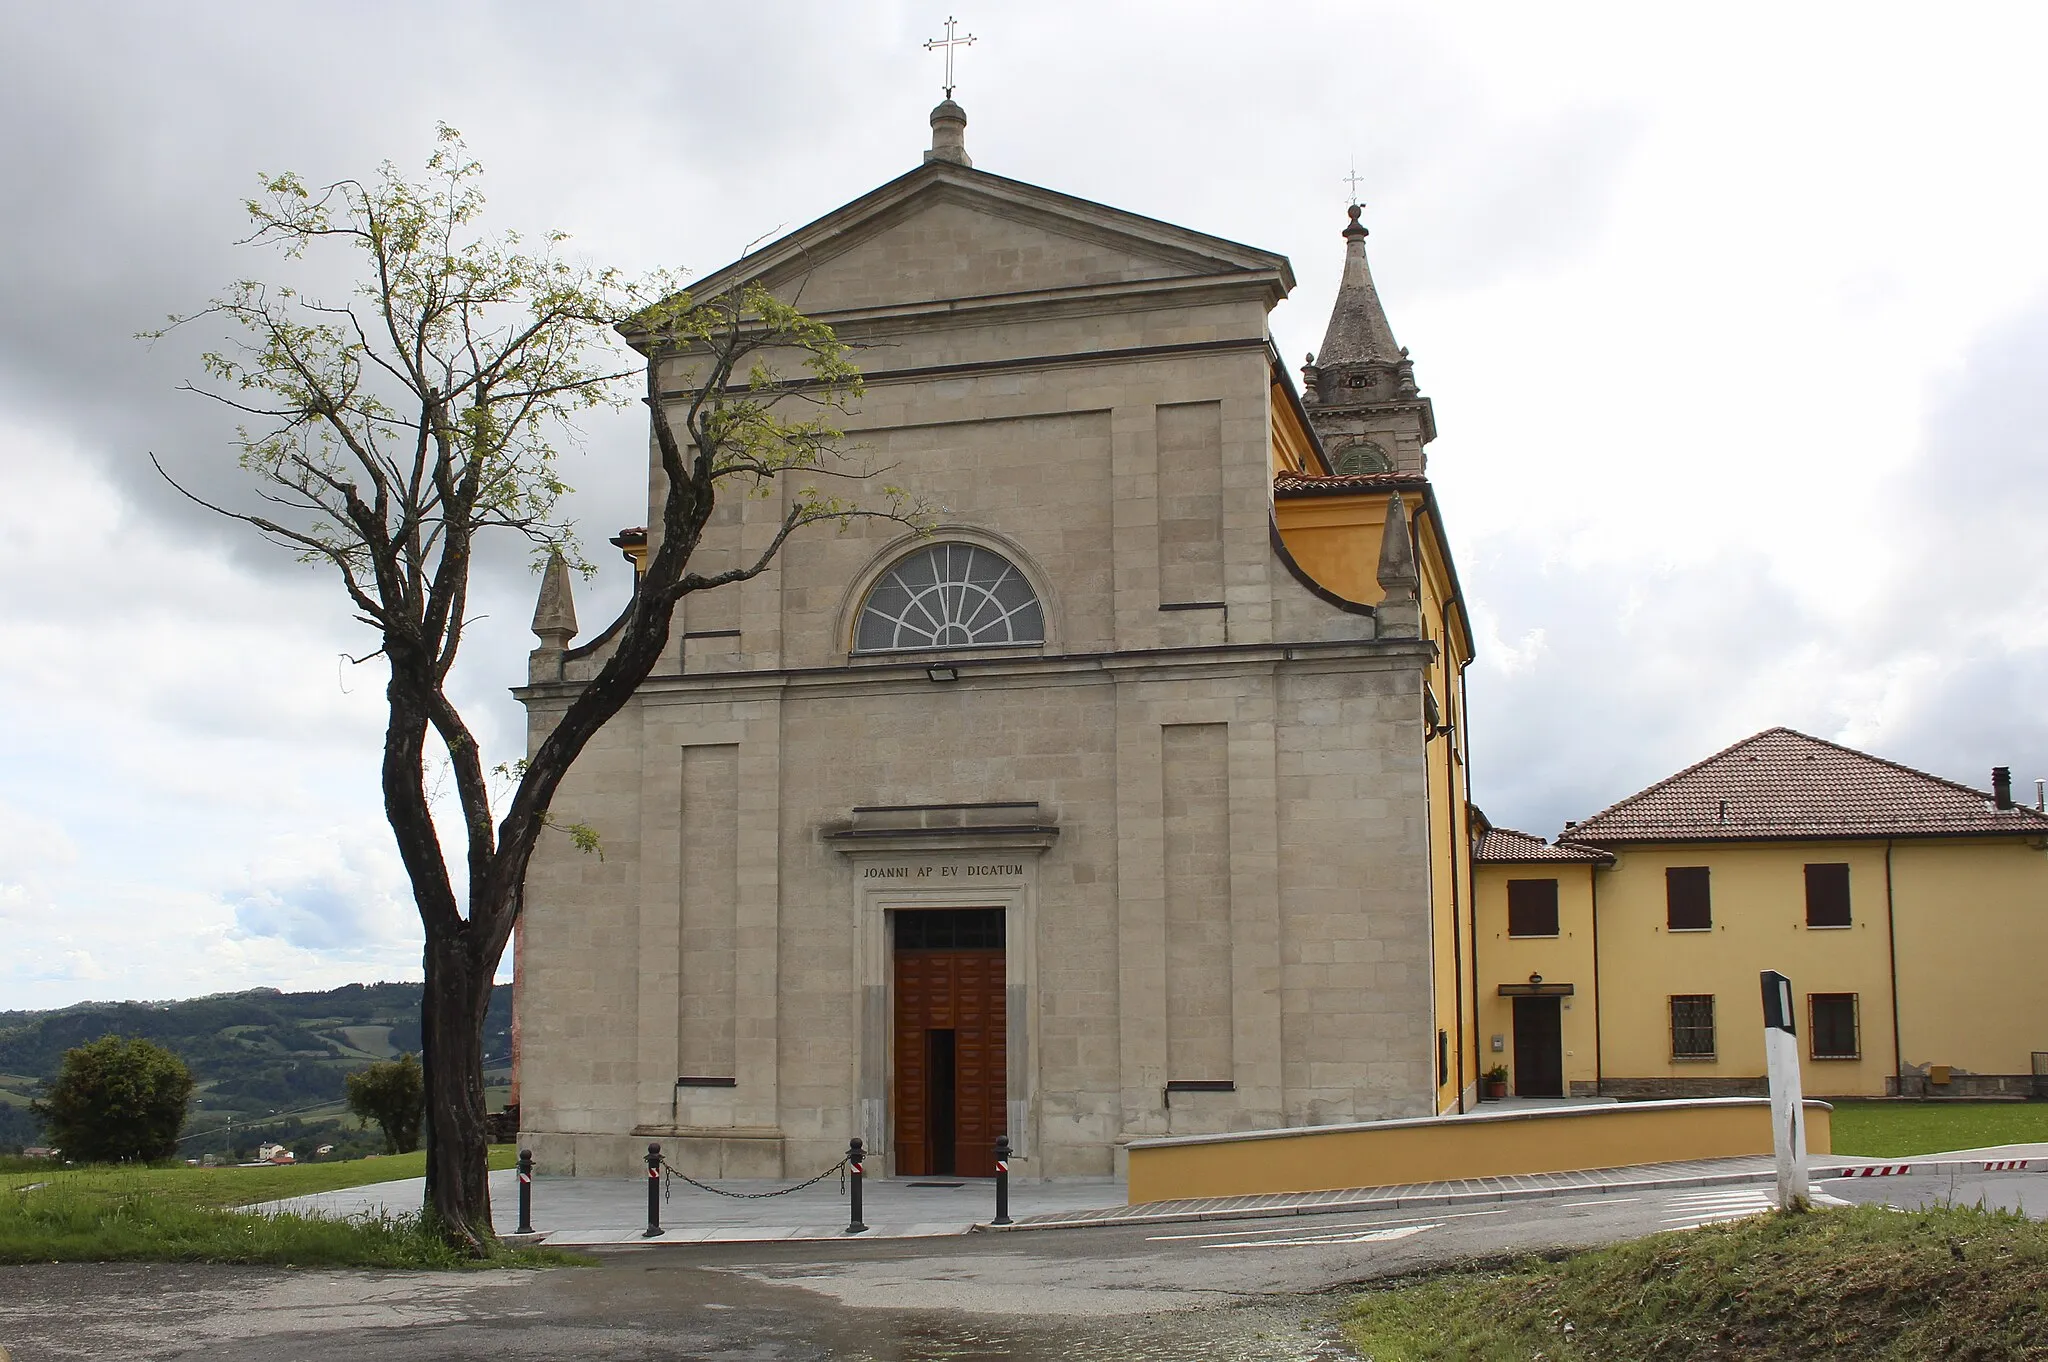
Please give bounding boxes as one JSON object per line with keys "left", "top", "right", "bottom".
{"left": 824, "top": 801, "right": 1059, "bottom": 1175}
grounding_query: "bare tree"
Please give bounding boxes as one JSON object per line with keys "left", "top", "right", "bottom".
{"left": 151, "top": 127, "right": 914, "bottom": 1251}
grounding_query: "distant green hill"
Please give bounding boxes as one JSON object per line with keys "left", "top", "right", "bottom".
{"left": 0, "top": 982, "right": 512, "bottom": 1159}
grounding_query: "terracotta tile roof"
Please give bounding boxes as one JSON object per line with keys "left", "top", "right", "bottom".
{"left": 1274, "top": 471, "right": 1428, "bottom": 497}
{"left": 1564, "top": 727, "right": 2048, "bottom": 844}
{"left": 1475, "top": 826, "right": 1612, "bottom": 864}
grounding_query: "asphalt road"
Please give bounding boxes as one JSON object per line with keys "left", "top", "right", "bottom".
{"left": 1, "top": 1176, "right": 2039, "bottom": 1361}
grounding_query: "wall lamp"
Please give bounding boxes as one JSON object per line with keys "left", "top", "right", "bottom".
{"left": 925, "top": 664, "right": 960, "bottom": 683}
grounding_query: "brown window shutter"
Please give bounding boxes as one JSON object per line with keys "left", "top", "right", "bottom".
{"left": 1666, "top": 866, "right": 1712, "bottom": 930}
{"left": 1805, "top": 863, "right": 1852, "bottom": 927}
{"left": 1507, "top": 879, "right": 1560, "bottom": 936}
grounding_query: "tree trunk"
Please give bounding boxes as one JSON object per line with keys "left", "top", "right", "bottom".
{"left": 421, "top": 931, "right": 493, "bottom": 1251}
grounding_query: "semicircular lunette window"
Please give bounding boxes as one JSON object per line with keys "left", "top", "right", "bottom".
{"left": 855, "top": 543, "right": 1045, "bottom": 653}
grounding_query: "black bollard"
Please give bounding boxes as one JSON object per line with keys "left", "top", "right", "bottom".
{"left": 516, "top": 1148, "right": 535, "bottom": 1235}
{"left": 643, "top": 1141, "right": 665, "bottom": 1238}
{"left": 846, "top": 1136, "right": 868, "bottom": 1234}
{"left": 992, "top": 1134, "right": 1013, "bottom": 1225}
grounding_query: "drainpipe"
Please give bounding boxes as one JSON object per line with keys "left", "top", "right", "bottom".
{"left": 1589, "top": 859, "right": 1604, "bottom": 1096}
{"left": 1885, "top": 839, "right": 1903, "bottom": 1095}
{"left": 1441, "top": 708, "right": 1466, "bottom": 1113}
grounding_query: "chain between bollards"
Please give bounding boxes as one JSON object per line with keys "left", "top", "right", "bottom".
{"left": 516, "top": 1148, "right": 535, "bottom": 1235}
{"left": 992, "top": 1134, "right": 1013, "bottom": 1225}
{"left": 644, "top": 1141, "right": 665, "bottom": 1238}
{"left": 845, "top": 1137, "right": 868, "bottom": 1234}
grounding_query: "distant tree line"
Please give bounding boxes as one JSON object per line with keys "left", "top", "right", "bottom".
{"left": 0, "top": 982, "right": 510, "bottom": 1155}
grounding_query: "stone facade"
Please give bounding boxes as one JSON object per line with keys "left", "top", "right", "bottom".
{"left": 514, "top": 108, "right": 1456, "bottom": 1179}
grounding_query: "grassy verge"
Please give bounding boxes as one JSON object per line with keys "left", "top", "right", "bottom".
{"left": 0, "top": 1145, "right": 575, "bottom": 1267}
{"left": 0, "top": 1144, "right": 519, "bottom": 1209}
{"left": 1346, "top": 1203, "right": 2048, "bottom": 1361}
{"left": 1829, "top": 1101, "right": 2048, "bottom": 1158}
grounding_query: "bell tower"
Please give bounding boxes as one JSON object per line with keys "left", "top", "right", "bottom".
{"left": 1300, "top": 203, "right": 1436, "bottom": 476}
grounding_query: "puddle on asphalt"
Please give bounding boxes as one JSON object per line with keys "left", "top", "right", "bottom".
{"left": 817, "top": 1302, "right": 1355, "bottom": 1361}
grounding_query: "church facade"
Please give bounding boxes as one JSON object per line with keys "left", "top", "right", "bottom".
{"left": 513, "top": 101, "right": 1478, "bottom": 1180}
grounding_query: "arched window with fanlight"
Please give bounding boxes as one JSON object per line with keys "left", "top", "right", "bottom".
{"left": 854, "top": 543, "right": 1045, "bottom": 653}
{"left": 1333, "top": 440, "right": 1392, "bottom": 475}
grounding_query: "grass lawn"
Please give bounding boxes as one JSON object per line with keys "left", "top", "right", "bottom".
{"left": 0, "top": 1143, "right": 519, "bottom": 1209}
{"left": 0, "top": 1145, "right": 565, "bottom": 1267}
{"left": 1829, "top": 1101, "right": 2048, "bottom": 1158}
{"left": 1346, "top": 1203, "right": 2048, "bottom": 1361}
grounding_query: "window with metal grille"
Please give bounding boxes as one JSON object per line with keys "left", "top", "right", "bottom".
{"left": 893, "top": 908, "right": 1005, "bottom": 950}
{"left": 1805, "top": 863, "right": 1852, "bottom": 927}
{"left": 1437, "top": 1029, "right": 1450, "bottom": 1086}
{"left": 1670, "top": 994, "right": 1716, "bottom": 1059}
{"left": 1810, "top": 993, "right": 1860, "bottom": 1059}
{"left": 1507, "top": 879, "right": 1560, "bottom": 937}
{"left": 854, "top": 543, "right": 1044, "bottom": 653}
{"left": 1666, "top": 866, "right": 1712, "bottom": 930}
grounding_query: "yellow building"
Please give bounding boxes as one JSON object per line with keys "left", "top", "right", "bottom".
{"left": 1475, "top": 729, "right": 2048, "bottom": 1099}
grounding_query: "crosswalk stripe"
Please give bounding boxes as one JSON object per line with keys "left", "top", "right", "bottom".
{"left": 1147, "top": 1207, "right": 1502, "bottom": 1243}
{"left": 1200, "top": 1223, "right": 1437, "bottom": 1251}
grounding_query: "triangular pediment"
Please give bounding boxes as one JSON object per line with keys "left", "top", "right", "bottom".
{"left": 661, "top": 162, "right": 1292, "bottom": 328}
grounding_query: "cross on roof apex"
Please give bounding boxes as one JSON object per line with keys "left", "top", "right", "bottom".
{"left": 923, "top": 16, "right": 976, "bottom": 100}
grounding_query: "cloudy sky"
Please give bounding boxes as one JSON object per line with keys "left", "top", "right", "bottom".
{"left": 5, "top": 3, "right": 2046, "bottom": 1011}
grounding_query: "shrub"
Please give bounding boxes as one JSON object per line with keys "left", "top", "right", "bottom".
{"left": 31, "top": 1035, "right": 194, "bottom": 1164}
{"left": 345, "top": 1053, "right": 423, "bottom": 1154}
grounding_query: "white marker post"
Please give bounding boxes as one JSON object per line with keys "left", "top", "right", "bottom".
{"left": 1760, "top": 969, "right": 1809, "bottom": 1210}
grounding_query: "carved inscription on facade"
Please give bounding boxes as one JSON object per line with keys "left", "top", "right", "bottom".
{"left": 861, "top": 862, "right": 1027, "bottom": 881}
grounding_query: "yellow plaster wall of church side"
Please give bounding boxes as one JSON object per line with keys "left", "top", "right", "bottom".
{"left": 1271, "top": 493, "right": 1462, "bottom": 638}
{"left": 1424, "top": 649, "right": 1479, "bottom": 1112}
{"left": 1273, "top": 495, "right": 1385, "bottom": 605}
{"left": 1888, "top": 838, "right": 2048, "bottom": 1079}
{"left": 1473, "top": 862, "right": 1602, "bottom": 1095}
{"left": 1267, "top": 381, "right": 1315, "bottom": 477}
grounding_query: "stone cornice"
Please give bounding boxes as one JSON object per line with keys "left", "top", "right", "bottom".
{"left": 661, "top": 336, "right": 1271, "bottom": 406}
{"left": 513, "top": 637, "right": 1438, "bottom": 706}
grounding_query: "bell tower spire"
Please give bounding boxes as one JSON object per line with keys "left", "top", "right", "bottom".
{"left": 1302, "top": 200, "right": 1436, "bottom": 476}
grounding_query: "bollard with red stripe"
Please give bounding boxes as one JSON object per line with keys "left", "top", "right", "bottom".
{"left": 992, "top": 1133, "right": 1013, "bottom": 1226}
{"left": 846, "top": 1137, "right": 868, "bottom": 1235}
{"left": 643, "top": 1142, "right": 665, "bottom": 1238}
{"left": 516, "top": 1148, "right": 534, "bottom": 1235}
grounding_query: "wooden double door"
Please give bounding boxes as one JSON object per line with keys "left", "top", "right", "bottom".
{"left": 892, "top": 909, "right": 1006, "bottom": 1177}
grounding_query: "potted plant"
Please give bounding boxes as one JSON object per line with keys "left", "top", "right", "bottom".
{"left": 1483, "top": 1064, "right": 1510, "bottom": 1100}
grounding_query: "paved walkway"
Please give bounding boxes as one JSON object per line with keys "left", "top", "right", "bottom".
{"left": 253, "top": 1142, "right": 2048, "bottom": 1245}
{"left": 255, "top": 1170, "right": 1119, "bottom": 1244}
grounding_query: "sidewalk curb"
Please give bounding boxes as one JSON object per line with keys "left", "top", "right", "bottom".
{"left": 1814, "top": 1157, "right": 2045, "bottom": 1180}
{"left": 971, "top": 1166, "right": 1781, "bottom": 1235}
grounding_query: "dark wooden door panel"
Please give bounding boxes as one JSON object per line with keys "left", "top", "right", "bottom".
{"left": 893, "top": 947, "right": 1006, "bottom": 1177}
{"left": 1513, "top": 996, "right": 1564, "bottom": 1098}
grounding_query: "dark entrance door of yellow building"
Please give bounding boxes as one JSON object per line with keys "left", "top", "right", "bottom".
{"left": 1513, "top": 997, "right": 1564, "bottom": 1098}
{"left": 892, "top": 908, "right": 1005, "bottom": 1177}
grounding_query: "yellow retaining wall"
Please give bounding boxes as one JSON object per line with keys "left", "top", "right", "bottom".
{"left": 1125, "top": 1098, "right": 1833, "bottom": 1205}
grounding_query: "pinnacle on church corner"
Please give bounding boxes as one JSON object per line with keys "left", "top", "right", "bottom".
{"left": 530, "top": 551, "right": 578, "bottom": 650}
{"left": 1317, "top": 203, "right": 1404, "bottom": 370}
{"left": 1374, "top": 492, "right": 1422, "bottom": 638}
